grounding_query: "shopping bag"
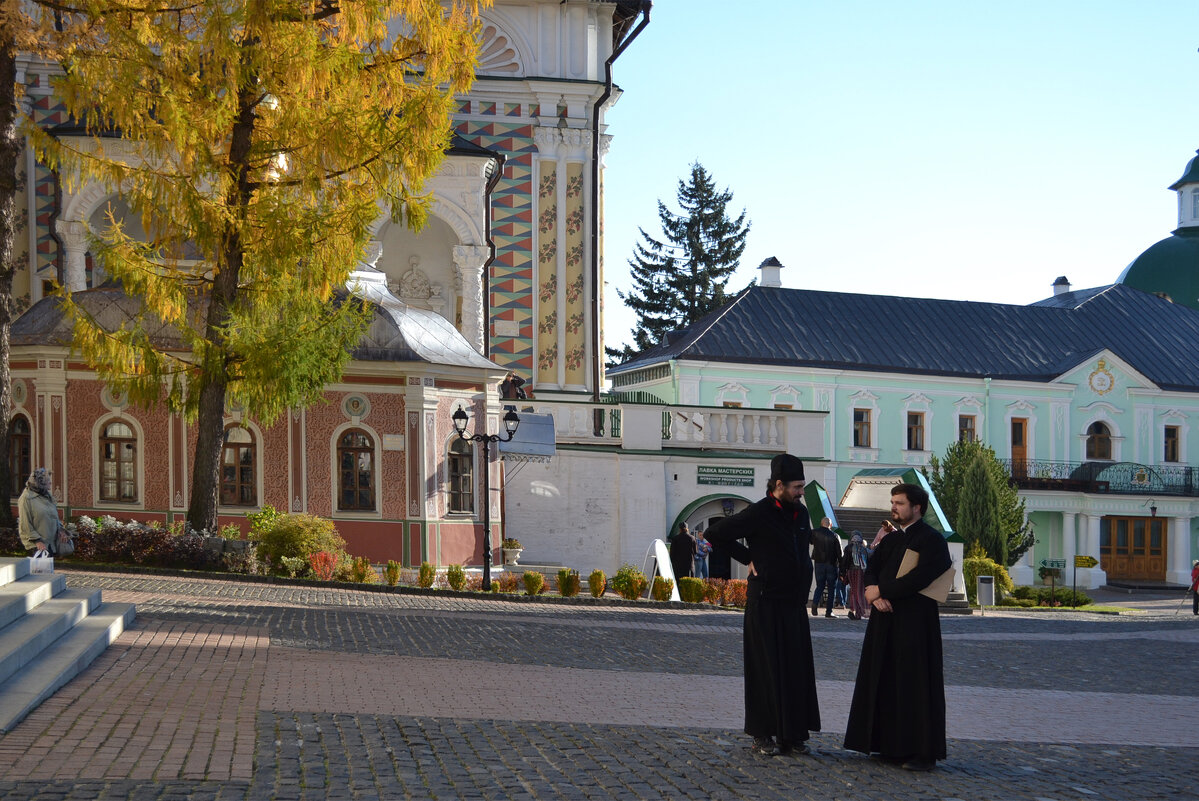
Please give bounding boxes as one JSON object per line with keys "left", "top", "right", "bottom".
{"left": 30, "top": 552, "right": 53, "bottom": 574}
{"left": 55, "top": 524, "right": 75, "bottom": 557}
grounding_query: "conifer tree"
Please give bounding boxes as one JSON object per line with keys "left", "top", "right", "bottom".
{"left": 956, "top": 452, "right": 1006, "bottom": 566}
{"left": 32, "top": 0, "right": 486, "bottom": 532}
{"left": 611, "top": 162, "right": 749, "bottom": 361}
{"left": 927, "top": 438, "right": 1033, "bottom": 566}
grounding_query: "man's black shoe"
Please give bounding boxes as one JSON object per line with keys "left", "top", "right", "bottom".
{"left": 810, "top": 605, "right": 818, "bottom": 616}
{"left": 901, "top": 758, "right": 936, "bottom": 772}
{"left": 776, "top": 741, "right": 809, "bottom": 756}
{"left": 751, "top": 737, "right": 778, "bottom": 756}
{"left": 825, "top": 612, "right": 835, "bottom": 618}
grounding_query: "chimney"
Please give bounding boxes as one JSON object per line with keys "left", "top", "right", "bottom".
{"left": 1053, "top": 276, "right": 1071, "bottom": 296}
{"left": 759, "top": 256, "right": 784, "bottom": 288}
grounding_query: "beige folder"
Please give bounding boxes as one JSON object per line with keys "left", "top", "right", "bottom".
{"left": 896, "top": 548, "right": 955, "bottom": 603}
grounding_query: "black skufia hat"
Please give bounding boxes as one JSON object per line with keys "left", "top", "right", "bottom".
{"left": 769, "top": 453, "right": 805, "bottom": 483}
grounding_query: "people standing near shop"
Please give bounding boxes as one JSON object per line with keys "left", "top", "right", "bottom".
{"left": 844, "top": 483, "right": 952, "bottom": 772}
{"left": 810, "top": 517, "right": 843, "bottom": 618}
{"left": 694, "top": 527, "right": 712, "bottom": 579}
{"left": 705, "top": 453, "right": 820, "bottom": 757}
{"left": 18, "top": 468, "right": 59, "bottom": 556}
{"left": 842, "top": 531, "right": 872, "bottom": 621}
{"left": 669, "top": 523, "right": 696, "bottom": 581}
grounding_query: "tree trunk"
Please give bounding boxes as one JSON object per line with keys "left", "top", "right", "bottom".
{"left": 0, "top": 41, "right": 21, "bottom": 527}
{"left": 185, "top": 70, "right": 257, "bottom": 533}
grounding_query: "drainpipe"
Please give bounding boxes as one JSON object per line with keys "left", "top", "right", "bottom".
{"left": 591, "top": 0, "right": 651, "bottom": 401}
{"left": 984, "top": 376, "right": 991, "bottom": 442}
{"left": 482, "top": 151, "right": 505, "bottom": 360}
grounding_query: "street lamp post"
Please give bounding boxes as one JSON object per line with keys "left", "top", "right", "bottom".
{"left": 452, "top": 404, "right": 520, "bottom": 591}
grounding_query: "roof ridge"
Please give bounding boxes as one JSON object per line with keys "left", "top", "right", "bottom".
{"left": 670, "top": 285, "right": 757, "bottom": 358}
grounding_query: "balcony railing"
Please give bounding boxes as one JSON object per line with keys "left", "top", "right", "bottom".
{"left": 520, "top": 399, "right": 825, "bottom": 454}
{"left": 1000, "top": 459, "right": 1199, "bottom": 497}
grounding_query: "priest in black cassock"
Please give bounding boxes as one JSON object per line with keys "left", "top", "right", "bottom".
{"left": 843, "top": 482, "right": 952, "bottom": 772}
{"left": 705, "top": 453, "right": 820, "bottom": 756}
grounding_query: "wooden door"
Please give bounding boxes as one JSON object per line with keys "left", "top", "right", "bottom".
{"left": 1100, "top": 517, "right": 1167, "bottom": 580}
{"left": 1010, "top": 417, "right": 1028, "bottom": 478}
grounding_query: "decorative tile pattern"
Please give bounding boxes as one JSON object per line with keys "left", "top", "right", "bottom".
{"left": 454, "top": 120, "right": 537, "bottom": 376}
{"left": 564, "top": 163, "right": 586, "bottom": 385}
{"left": 536, "top": 162, "right": 557, "bottom": 385}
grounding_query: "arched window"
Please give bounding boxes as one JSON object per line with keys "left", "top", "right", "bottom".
{"left": 220, "top": 425, "right": 256, "bottom": 507}
{"left": 337, "top": 429, "right": 375, "bottom": 511}
{"left": 447, "top": 438, "right": 474, "bottom": 513}
{"left": 8, "top": 415, "right": 30, "bottom": 496}
{"left": 1086, "top": 421, "right": 1112, "bottom": 461}
{"left": 100, "top": 420, "right": 138, "bottom": 502}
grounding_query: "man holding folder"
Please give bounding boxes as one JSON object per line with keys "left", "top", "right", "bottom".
{"left": 843, "top": 482, "right": 953, "bottom": 772}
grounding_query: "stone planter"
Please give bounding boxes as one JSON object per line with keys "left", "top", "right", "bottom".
{"left": 502, "top": 548, "right": 523, "bottom": 566}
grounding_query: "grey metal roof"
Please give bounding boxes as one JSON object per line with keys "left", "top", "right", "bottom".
{"left": 13, "top": 279, "right": 500, "bottom": 371}
{"left": 609, "top": 283, "right": 1199, "bottom": 391}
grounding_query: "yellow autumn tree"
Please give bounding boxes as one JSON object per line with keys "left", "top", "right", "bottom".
{"left": 30, "top": 0, "right": 487, "bottom": 531}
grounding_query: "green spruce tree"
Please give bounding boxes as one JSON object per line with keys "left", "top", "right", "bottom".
{"left": 927, "top": 438, "right": 1033, "bottom": 566}
{"left": 610, "top": 162, "right": 749, "bottom": 363}
{"left": 955, "top": 452, "right": 1007, "bottom": 565}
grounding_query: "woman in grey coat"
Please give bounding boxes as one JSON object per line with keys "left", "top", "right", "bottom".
{"left": 18, "top": 468, "right": 59, "bottom": 555}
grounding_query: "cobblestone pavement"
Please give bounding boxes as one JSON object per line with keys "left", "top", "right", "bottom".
{"left": 0, "top": 570, "right": 1193, "bottom": 800}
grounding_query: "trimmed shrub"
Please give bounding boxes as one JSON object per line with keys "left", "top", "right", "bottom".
{"left": 678, "top": 577, "right": 705, "bottom": 604}
{"left": 446, "top": 564, "right": 467, "bottom": 591}
{"left": 702, "top": 578, "right": 727, "bottom": 604}
{"left": 255, "top": 514, "right": 346, "bottom": 573}
{"left": 417, "top": 561, "right": 436, "bottom": 589}
{"left": 963, "top": 542, "right": 1014, "bottom": 604}
{"left": 611, "top": 563, "right": 647, "bottom": 601}
{"left": 1036, "top": 586, "right": 1092, "bottom": 607}
{"left": 383, "top": 560, "right": 401, "bottom": 586}
{"left": 523, "top": 571, "right": 545, "bottom": 596}
{"left": 496, "top": 571, "right": 522, "bottom": 593}
{"left": 651, "top": 576, "right": 674, "bottom": 601}
{"left": 246, "top": 505, "right": 283, "bottom": 541}
{"left": 588, "top": 569, "right": 606, "bottom": 598}
{"left": 219, "top": 523, "right": 243, "bottom": 540}
{"left": 557, "top": 569, "right": 581, "bottom": 597}
{"left": 347, "top": 556, "right": 378, "bottom": 584}
{"left": 279, "top": 556, "right": 306, "bottom": 578}
{"left": 309, "top": 551, "right": 338, "bottom": 581}
{"left": 724, "top": 579, "right": 748, "bottom": 608}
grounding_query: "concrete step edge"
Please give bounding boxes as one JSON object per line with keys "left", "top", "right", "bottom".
{"left": 0, "top": 603, "right": 136, "bottom": 733}
{"left": 0, "top": 589, "right": 105, "bottom": 687}
{"left": 0, "top": 575, "right": 69, "bottom": 631}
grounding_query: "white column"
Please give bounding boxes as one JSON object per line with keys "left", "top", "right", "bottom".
{"left": 56, "top": 220, "right": 88, "bottom": 292}
{"left": 1169, "top": 515, "right": 1192, "bottom": 586}
{"left": 1082, "top": 513, "right": 1106, "bottom": 589}
{"left": 453, "top": 245, "right": 489, "bottom": 354}
{"left": 1060, "top": 512, "right": 1076, "bottom": 583}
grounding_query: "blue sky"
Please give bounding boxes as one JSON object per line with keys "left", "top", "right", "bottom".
{"left": 599, "top": 1, "right": 1199, "bottom": 350}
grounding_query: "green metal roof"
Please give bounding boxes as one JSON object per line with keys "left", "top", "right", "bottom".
{"left": 1169, "top": 150, "right": 1199, "bottom": 190}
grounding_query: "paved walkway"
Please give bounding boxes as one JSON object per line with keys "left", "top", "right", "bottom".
{"left": 0, "top": 570, "right": 1194, "bottom": 800}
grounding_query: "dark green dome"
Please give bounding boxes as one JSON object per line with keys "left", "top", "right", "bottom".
{"left": 1117, "top": 227, "right": 1199, "bottom": 309}
{"left": 1170, "top": 150, "right": 1199, "bottom": 190}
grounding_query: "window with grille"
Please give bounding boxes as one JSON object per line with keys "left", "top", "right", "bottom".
{"left": 9, "top": 415, "right": 30, "bottom": 497}
{"left": 337, "top": 429, "right": 375, "bottom": 511}
{"left": 100, "top": 421, "right": 137, "bottom": 502}
{"left": 220, "top": 426, "right": 257, "bottom": 506}
{"left": 447, "top": 439, "right": 474, "bottom": 513}
{"left": 853, "top": 409, "right": 871, "bottom": 448}
{"left": 907, "top": 412, "right": 925, "bottom": 451}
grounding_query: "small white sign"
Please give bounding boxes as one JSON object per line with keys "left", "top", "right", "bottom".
{"left": 494, "top": 319, "right": 520, "bottom": 337}
{"left": 382, "top": 434, "right": 405, "bottom": 451}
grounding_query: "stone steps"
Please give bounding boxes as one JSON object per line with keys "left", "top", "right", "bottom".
{"left": 0, "top": 557, "right": 135, "bottom": 732}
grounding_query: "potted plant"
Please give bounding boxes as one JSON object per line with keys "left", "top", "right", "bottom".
{"left": 501, "top": 537, "right": 523, "bottom": 565}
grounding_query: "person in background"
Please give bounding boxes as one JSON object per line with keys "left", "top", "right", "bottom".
{"left": 842, "top": 530, "right": 872, "bottom": 621}
{"left": 694, "top": 526, "right": 712, "bottom": 579}
{"left": 810, "top": 517, "right": 843, "bottom": 618}
{"left": 18, "top": 468, "right": 59, "bottom": 557}
{"left": 499, "top": 371, "right": 527, "bottom": 401}
{"left": 1191, "top": 559, "right": 1199, "bottom": 616}
{"left": 669, "top": 523, "right": 696, "bottom": 581}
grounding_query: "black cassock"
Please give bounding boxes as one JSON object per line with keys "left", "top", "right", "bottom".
{"left": 843, "top": 518, "right": 952, "bottom": 761}
{"left": 706, "top": 495, "right": 821, "bottom": 743}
